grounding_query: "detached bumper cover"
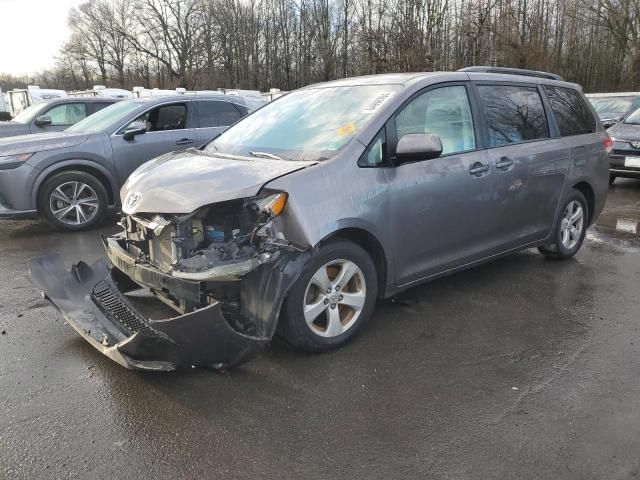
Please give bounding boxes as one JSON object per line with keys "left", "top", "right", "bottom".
{"left": 28, "top": 247, "right": 308, "bottom": 371}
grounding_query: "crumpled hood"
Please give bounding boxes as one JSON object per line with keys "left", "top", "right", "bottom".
{"left": 0, "top": 122, "right": 30, "bottom": 139}
{"left": 608, "top": 122, "right": 640, "bottom": 141}
{"left": 0, "top": 131, "right": 90, "bottom": 156}
{"left": 122, "top": 149, "right": 316, "bottom": 214}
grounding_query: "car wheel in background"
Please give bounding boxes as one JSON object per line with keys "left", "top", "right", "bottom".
{"left": 277, "top": 239, "right": 378, "bottom": 353}
{"left": 38, "top": 171, "right": 108, "bottom": 232}
{"left": 538, "top": 189, "right": 588, "bottom": 260}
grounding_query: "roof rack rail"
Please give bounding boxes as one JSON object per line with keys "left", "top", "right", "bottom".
{"left": 458, "top": 66, "right": 563, "bottom": 81}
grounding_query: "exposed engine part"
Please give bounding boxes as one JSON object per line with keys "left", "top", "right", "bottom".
{"left": 174, "top": 240, "right": 269, "bottom": 281}
{"left": 121, "top": 192, "right": 300, "bottom": 282}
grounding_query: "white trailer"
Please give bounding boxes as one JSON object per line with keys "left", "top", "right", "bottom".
{"left": 68, "top": 85, "right": 133, "bottom": 99}
{"left": 0, "top": 88, "right": 10, "bottom": 120}
{"left": 8, "top": 85, "right": 67, "bottom": 116}
{"left": 132, "top": 86, "right": 189, "bottom": 98}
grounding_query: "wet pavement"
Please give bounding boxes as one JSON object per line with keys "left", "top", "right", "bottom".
{"left": 1, "top": 180, "right": 640, "bottom": 479}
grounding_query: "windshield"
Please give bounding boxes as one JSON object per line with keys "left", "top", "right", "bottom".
{"left": 590, "top": 97, "right": 634, "bottom": 114}
{"left": 207, "top": 85, "right": 402, "bottom": 161}
{"left": 624, "top": 108, "right": 640, "bottom": 125}
{"left": 10, "top": 102, "right": 48, "bottom": 123}
{"left": 66, "top": 100, "right": 142, "bottom": 133}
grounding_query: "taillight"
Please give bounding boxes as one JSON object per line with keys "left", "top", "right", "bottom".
{"left": 603, "top": 135, "right": 614, "bottom": 154}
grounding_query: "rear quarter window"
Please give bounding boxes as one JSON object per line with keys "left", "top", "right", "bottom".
{"left": 93, "top": 102, "right": 115, "bottom": 113}
{"left": 477, "top": 85, "right": 549, "bottom": 146}
{"left": 544, "top": 86, "right": 596, "bottom": 136}
{"left": 197, "top": 101, "right": 242, "bottom": 128}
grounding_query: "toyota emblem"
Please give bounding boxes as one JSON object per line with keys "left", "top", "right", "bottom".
{"left": 126, "top": 192, "right": 141, "bottom": 209}
{"left": 631, "top": 141, "right": 640, "bottom": 150}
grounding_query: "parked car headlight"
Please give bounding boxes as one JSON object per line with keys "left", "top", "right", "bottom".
{"left": 0, "top": 153, "right": 34, "bottom": 164}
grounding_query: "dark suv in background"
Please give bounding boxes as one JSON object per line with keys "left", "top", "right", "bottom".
{"left": 0, "top": 97, "right": 119, "bottom": 138}
{"left": 608, "top": 106, "right": 640, "bottom": 183}
{"left": 588, "top": 94, "right": 640, "bottom": 128}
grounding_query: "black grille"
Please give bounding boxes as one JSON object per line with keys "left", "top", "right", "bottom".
{"left": 613, "top": 149, "right": 640, "bottom": 156}
{"left": 91, "top": 280, "right": 163, "bottom": 338}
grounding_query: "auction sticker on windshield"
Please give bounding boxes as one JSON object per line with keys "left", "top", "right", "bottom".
{"left": 362, "top": 92, "right": 395, "bottom": 113}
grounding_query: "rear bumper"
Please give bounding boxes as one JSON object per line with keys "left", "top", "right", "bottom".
{"left": 29, "top": 237, "right": 308, "bottom": 371}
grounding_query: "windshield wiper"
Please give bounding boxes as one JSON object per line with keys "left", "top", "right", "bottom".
{"left": 249, "top": 151, "right": 285, "bottom": 161}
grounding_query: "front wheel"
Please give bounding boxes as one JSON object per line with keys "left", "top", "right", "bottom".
{"left": 38, "top": 171, "right": 109, "bottom": 232}
{"left": 277, "top": 240, "right": 378, "bottom": 353}
{"left": 538, "top": 190, "right": 588, "bottom": 260}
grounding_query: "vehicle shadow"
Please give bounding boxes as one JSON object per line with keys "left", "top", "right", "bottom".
{"left": 102, "top": 248, "right": 596, "bottom": 416}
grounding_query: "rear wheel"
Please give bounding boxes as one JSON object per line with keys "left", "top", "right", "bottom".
{"left": 538, "top": 190, "right": 588, "bottom": 260}
{"left": 39, "top": 171, "right": 108, "bottom": 231}
{"left": 277, "top": 240, "right": 378, "bottom": 352}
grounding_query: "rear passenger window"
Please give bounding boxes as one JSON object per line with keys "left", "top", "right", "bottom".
{"left": 395, "top": 85, "right": 476, "bottom": 155}
{"left": 93, "top": 102, "right": 113, "bottom": 113}
{"left": 478, "top": 85, "right": 549, "bottom": 146}
{"left": 197, "top": 101, "right": 242, "bottom": 127}
{"left": 543, "top": 86, "right": 596, "bottom": 136}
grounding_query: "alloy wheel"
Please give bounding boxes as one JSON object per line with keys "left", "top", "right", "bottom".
{"left": 303, "top": 259, "right": 367, "bottom": 338}
{"left": 560, "top": 200, "right": 584, "bottom": 250}
{"left": 49, "top": 181, "right": 100, "bottom": 226}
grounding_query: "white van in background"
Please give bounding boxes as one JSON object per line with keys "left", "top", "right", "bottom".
{"left": 0, "top": 88, "right": 10, "bottom": 120}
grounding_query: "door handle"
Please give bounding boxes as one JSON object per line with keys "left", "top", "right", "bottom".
{"left": 176, "top": 138, "right": 195, "bottom": 145}
{"left": 495, "top": 157, "right": 514, "bottom": 170}
{"left": 469, "top": 162, "right": 490, "bottom": 176}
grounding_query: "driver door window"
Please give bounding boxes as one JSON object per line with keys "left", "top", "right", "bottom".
{"left": 43, "top": 103, "right": 87, "bottom": 126}
{"left": 123, "top": 103, "right": 187, "bottom": 133}
{"left": 395, "top": 86, "right": 476, "bottom": 155}
{"left": 111, "top": 102, "right": 194, "bottom": 185}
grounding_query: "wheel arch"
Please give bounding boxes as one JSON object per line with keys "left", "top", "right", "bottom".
{"left": 33, "top": 160, "right": 119, "bottom": 211}
{"left": 572, "top": 181, "right": 595, "bottom": 225}
{"left": 319, "top": 227, "right": 389, "bottom": 298}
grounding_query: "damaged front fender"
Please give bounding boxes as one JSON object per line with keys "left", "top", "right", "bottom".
{"left": 28, "top": 249, "right": 309, "bottom": 371}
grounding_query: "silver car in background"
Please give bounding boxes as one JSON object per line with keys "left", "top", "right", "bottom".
{"left": 0, "top": 94, "right": 257, "bottom": 229}
{"left": 0, "top": 97, "right": 119, "bottom": 138}
{"left": 30, "top": 68, "right": 610, "bottom": 371}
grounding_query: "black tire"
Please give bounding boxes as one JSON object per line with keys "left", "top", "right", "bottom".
{"left": 538, "top": 189, "right": 589, "bottom": 260}
{"left": 38, "top": 171, "right": 109, "bottom": 232}
{"left": 277, "top": 239, "right": 378, "bottom": 353}
{"left": 609, "top": 174, "right": 616, "bottom": 185}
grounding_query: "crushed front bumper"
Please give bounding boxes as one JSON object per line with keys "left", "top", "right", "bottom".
{"left": 29, "top": 239, "right": 308, "bottom": 371}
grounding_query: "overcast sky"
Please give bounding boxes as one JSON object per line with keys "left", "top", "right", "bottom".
{"left": 0, "top": 0, "right": 85, "bottom": 75}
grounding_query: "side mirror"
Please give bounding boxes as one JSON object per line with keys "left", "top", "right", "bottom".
{"left": 123, "top": 125, "right": 146, "bottom": 141}
{"left": 395, "top": 133, "right": 443, "bottom": 164}
{"left": 35, "top": 115, "right": 52, "bottom": 127}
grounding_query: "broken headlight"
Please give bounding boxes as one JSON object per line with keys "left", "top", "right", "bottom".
{"left": 250, "top": 192, "right": 288, "bottom": 218}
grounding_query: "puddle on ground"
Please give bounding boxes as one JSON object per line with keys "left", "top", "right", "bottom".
{"left": 594, "top": 214, "right": 640, "bottom": 238}
{"left": 592, "top": 179, "right": 640, "bottom": 243}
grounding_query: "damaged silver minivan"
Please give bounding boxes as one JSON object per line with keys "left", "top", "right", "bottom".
{"left": 30, "top": 68, "right": 610, "bottom": 371}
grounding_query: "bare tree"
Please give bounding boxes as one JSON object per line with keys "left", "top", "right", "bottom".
{"left": 5, "top": 0, "right": 639, "bottom": 94}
